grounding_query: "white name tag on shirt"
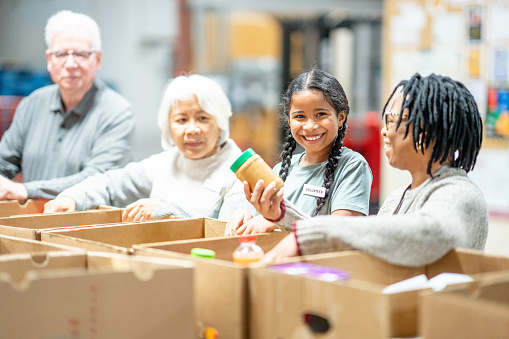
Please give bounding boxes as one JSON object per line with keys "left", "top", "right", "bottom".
{"left": 303, "top": 184, "right": 326, "bottom": 198}
{"left": 204, "top": 179, "right": 222, "bottom": 193}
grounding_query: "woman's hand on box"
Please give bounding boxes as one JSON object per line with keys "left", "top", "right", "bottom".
{"left": 123, "top": 198, "right": 159, "bottom": 222}
{"left": 44, "top": 197, "right": 77, "bottom": 213}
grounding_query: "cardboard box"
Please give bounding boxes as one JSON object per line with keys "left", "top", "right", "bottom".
{"left": 0, "top": 234, "right": 82, "bottom": 256}
{"left": 0, "top": 199, "right": 49, "bottom": 217}
{"left": 133, "top": 231, "right": 290, "bottom": 339}
{"left": 0, "top": 208, "right": 125, "bottom": 240}
{"left": 40, "top": 217, "right": 227, "bottom": 255}
{"left": 248, "top": 249, "right": 509, "bottom": 339}
{"left": 420, "top": 273, "right": 509, "bottom": 339}
{"left": 0, "top": 251, "right": 195, "bottom": 339}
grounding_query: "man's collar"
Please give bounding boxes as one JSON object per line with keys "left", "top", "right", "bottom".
{"left": 50, "top": 80, "right": 100, "bottom": 116}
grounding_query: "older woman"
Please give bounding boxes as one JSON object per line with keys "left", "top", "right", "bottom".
{"left": 248, "top": 73, "right": 488, "bottom": 267}
{"left": 44, "top": 74, "right": 255, "bottom": 221}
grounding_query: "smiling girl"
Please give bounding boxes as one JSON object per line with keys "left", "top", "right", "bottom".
{"left": 225, "top": 69, "right": 372, "bottom": 235}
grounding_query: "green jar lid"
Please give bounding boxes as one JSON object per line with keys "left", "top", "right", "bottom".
{"left": 230, "top": 148, "right": 256, "bottom": 173}
{"left": 190, "top": 248, "right": 216, "bottom": 259}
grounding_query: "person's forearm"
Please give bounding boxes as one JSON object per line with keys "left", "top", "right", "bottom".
{"left": 275, "top": 198, "right": 311, "bottom": 231}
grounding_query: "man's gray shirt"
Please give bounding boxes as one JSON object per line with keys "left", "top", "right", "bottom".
{"left": 0, "top": 79, "right": 135, "bottom": 199}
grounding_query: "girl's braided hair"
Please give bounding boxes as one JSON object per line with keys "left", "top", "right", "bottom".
{"left": 279, "top": 69, "right": 349, "bottom": 216}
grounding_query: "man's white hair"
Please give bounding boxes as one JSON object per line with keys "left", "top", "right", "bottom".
{"left": 45, "top": 10, "right": 102, "bottom": 50}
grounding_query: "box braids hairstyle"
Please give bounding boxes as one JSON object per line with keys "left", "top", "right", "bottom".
{"left": 383, "top": 73, "right": 483, "bottom": 175}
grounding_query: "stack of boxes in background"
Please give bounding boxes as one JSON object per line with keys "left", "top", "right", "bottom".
{"left": 0, "top": 200, "right": 509, "bottom": 338}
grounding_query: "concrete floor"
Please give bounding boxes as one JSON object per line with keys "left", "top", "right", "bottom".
{"left": 485, "top": 216, "right": 509, "bottom": 258}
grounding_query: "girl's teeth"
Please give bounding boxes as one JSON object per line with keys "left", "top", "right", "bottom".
{"left": 305, "top": 135, "right": 321, "bottom": 141}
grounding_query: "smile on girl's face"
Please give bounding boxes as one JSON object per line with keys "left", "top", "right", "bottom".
{"left": 289, "top": 89, "right": 346, "bottom": 164}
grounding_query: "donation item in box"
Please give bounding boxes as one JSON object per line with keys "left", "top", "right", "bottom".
{"left": 0, "top": 199, "right": 49, "bottom": 217}
{"left": 421, "top": 273, "right": 509, "bottom": 339}
{"left": 0, "top": 251, "right": 195, "bottom": 339}
{"left": 0, "top": 207, "right": 124, "bottom": 240}
{"left": 40, "top": 217, "right": 226, "bottom": 254}
{"left": 249, "top": 249, "right": 509, "bottom": 339}
{"left": 133, "top": 231, "right": 290, "bottom": 339}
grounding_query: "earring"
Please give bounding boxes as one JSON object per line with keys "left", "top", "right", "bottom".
{"left": 338, "top": 125, "right": 344, "bottom": 131}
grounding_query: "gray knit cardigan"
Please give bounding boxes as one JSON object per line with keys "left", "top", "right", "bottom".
{"left": 277, "top": 166, "right": 489, "bottom": 267}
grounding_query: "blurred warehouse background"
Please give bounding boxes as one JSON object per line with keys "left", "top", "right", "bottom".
{"left": 1, "top": 0, "right": 509, "bottom": 223}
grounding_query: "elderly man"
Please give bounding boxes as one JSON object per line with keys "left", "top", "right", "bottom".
{"left": 0, "top": 10, "right": 135, "bottom": 200}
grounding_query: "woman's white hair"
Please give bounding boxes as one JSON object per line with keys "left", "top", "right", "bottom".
{"left": 45, "top": 10, "right": 102, "bottom": 50}
{"left": 157, "top": 74, "right": 232, "bottom": 150}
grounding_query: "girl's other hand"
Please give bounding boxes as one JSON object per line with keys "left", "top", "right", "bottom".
{"left": 235, "top": 214, "right": 277, "bottom": 235}
{"left": 225, "top": 207, "right": 253, "bottom": 236}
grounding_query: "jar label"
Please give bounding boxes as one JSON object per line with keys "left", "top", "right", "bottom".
{"left": 302, "top": 184, "right": 326, "bottom": 198}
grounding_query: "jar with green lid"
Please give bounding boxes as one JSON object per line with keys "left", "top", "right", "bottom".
{"left": 190, "top": 248, "right": 216, "bottom": 259}
{"left": 230, "top": 148, "right": 284, "bottom": 197}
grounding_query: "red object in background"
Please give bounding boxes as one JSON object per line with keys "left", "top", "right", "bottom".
{"left": 0, "top": 95, "right": 23, "bottom": 183}
{"left": 0, "top": 95, "right": 22, "bottom": 139}
{"left": 343, "top": 111, "right": 381, "bottom": 214}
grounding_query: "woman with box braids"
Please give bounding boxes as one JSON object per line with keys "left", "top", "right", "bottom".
{"left": 254, "top": 72, "right": 488, "bottom": 268}
{"left": 225, "top": 69, "right": 372, "bottom": 236}
{"left": 385, "top": 73, "right": 482, "bottom": 175}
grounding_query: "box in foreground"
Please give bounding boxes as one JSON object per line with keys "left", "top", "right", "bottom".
{"left": 421, "top": 273, "right": 509, "bottom": 339}
{"left": 134, "top": 231, "right": 289, "bottom": 339}
{"left": 249, "top": 249, "right": 509, "bottom": 339}
{"left": 0, "top": 251, "right": 195, "bottom": 339}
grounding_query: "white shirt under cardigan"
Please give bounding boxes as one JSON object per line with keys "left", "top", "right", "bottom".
{"left": 276, "top": 165, "right": 489, "bottom": 267}
{"left": 57, "top": 139, "right": 256, "bottom": 221}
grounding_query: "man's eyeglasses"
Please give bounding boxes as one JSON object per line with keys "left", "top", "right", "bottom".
{"left": 49, "top": 50, "right": 96, "bottom": 65}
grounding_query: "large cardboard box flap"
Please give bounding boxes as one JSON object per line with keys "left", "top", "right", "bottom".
{"left": 0, "top": 199, "right": 49, "bottom": 217}
{"left": 0, "top": 208, "right": 124, "bottom": 240}
{"left": 40, "top": 217, "right": 226, "bottom": 254}
{"left": 421, "top": 272, "right": 509, "bottom": 339}
{"left": 134, "top": 231, "right": 289, "bottom": 339}
{"left": 0, "top": 251, "right": 195, "bottom": 339}
{"left": 249, "top": 249, "right": 509, "bottom": 339}
{"left": 0, "top": 234, "right": 82, "bottom": 256}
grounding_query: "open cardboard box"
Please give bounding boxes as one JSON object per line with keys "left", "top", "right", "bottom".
{"left": 0, "top": 251, "right": 195, "bottom": 339}
{"left": 40, "top": 217, "right": 226, "bottom": 255}
{"left": 0, "top": 207, "right": 125, "bottom": 240}
{"left": 248, "top": 249, "right": 509, "bottom": 339}
{"left": 420, "top": 272, "right": 509, "bottom": 339}
{"left": 0, "top": 234, "right": 82, "bottom": 256}
{"left": 0, "top": 199, "right": 49, "bottom": 217}
{"left": 133, "top": 231, "right": 290, "bottom": 339}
